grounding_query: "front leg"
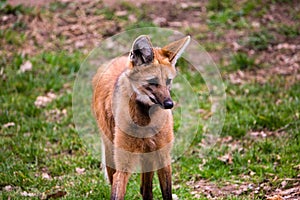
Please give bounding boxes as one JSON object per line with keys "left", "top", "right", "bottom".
{"left": 111, "top": 171, "right": 131, "bottom": 200}
{"left": 112, "top": 129, "right": 139, "bottom": 200}
{"left": 157, "top": 165, "right": 172, "bottom": 200}
{"left": 140, "top": 171, "right": 154, "bottom": 200}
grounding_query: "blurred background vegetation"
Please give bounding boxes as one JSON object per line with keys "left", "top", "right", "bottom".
{"left": 0, "top": 0, "right": 299, "bottom": 199}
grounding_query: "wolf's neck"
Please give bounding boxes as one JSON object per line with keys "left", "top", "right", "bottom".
{"left": 114, "top": 72, "right": 151, "bottom": 127}
{"left": 129, "top": 93, "right": 151, "bottom": 126}
{"left": 115, "top": 74, "right": 168, "bottom": 133}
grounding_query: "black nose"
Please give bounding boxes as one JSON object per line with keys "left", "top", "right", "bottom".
{"left": 163, "top": 99, "right": 173, "bottom": 109}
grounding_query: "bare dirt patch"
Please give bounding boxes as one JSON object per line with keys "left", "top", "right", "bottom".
{"left": 228, "top": 44, "right": 300, "bottom": 85}
{"left": 8, "top": 0, "right": 55, "bottom": 7}
{"left": 188, "top": 179, "right": 254, "bottom": 199}
{"left": 1, "top": 0, "right": 120, "bottom": 57}
{"left": 267, "top": 182, "right": 300, "bottom": 200}
{"left": 1, "top": 0, "right": 210, "bottom": 58}
{"left": 188, "top": 173, "right": 300, "bottom": 199}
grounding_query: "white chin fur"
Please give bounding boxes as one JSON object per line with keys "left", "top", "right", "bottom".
{"left": 132, "top": 85, "right": 154, "bottom": 105}
{"left": 136, "top": 94, "right": 154, "bottom": 105}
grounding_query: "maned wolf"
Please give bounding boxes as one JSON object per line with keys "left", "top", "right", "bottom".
{"left": 92, "top": 35, "right": 190, "bottom": 200}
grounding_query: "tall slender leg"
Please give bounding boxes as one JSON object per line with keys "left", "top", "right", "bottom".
{"left": 157, "top": 165, "right": 172, "bottom": 200}
{"left": 140, "top": 171, "right": 154, "bottom": 200}
{"left": 103, "top": 139, "right": 116, "bottom": 185}
{"left": 106, "top": 166, "right": 116, "bottom": 185}
{"left": 111, "top": 171, "right": 131, "bottom": 200}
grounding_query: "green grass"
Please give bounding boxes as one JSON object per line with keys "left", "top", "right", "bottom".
{"left": 208, "top": 9, "right": 249, "bottom": 29}
{"left": 49, "top": 1, "right": 68, "bottom": 12}
{"left": 223, "top": 79, "right": 300, "bottom": 137}
{"left": 0, "top": 0, "right": 32, "bottom": 15}
{"left": 0, "top": 29, "right": 27, "bottom": 46}
{"left": 206, "top": 0, "right": 258, "bottom": 29}
{"left": 99, "top": 7, "right": 115, "bottom": 20}
{"left": 1, "top": 49, "right": 299, "bottom": 199}
{"left": 1, "top": 1, "right": 300, "bottom": 199}
{"left": 227, "top": 52, "right": 256, "bottom": 71}
{"left": 206, "top": 0, "right": 234, "bottom": 11}
{"left": 243, "top": 30, "right": 275, "bottom": 50}
{"left": 125, "top": 21, "right": 157, "bottom": 30}
{"left": 277, "top": 24, "right": 300, "bottom": 38}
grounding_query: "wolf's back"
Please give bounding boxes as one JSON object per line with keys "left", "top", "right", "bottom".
{"left": 92, "top": 56, "right": 128, "bottom": 141}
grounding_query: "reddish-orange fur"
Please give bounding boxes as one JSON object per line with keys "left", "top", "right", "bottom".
{"left": 92, "top": 36, "right": 190, "bottom": 200}
{"left": 92, "top": 49, "right": 175, "bottom": 152}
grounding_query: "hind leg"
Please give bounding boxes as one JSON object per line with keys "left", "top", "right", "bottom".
{"left": 102, "top": 136, "right": 116, "bottom": 185}
{"left": 106, "top": 166, "right": 116, "bottom": 185}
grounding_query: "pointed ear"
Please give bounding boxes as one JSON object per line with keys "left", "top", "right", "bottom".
{"left": 130, "top": 35, "right": 154, "bottom": 67}
{"left": 162, "top": 36, "right": 190, "bottom": 66}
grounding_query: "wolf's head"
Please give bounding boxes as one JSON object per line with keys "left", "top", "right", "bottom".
{"left": 126, "top": 35, "right": 190, "bottom": 109}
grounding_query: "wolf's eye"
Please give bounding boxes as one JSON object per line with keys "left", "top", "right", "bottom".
{"left": 166, "top": 79, "right": 172, "bottom": 85}
{"left": 147, "top": 78, "right": 159, "bottom": 86}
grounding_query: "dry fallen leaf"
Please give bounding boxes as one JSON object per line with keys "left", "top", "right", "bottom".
{"left": 75, "top": 167, "right": 85, "bottom": 174}
{"left": 281, "top": 180, "right": 287, "bottom": 188}
{"left": 20, "top": 61, "right": 32, "bottom": 73}
{"left": 229, "top": 73, "right": 244, "bottom": 85}
{"left": 218, "top": 153, "right": 233, "bottom": 164}
{"left": 172, "top": 194, "right": 179, "bottom": 200}
{"left": 152, "top": 17, "right": 167, "bottom": 26}
{"left": 249, "top": 131, "right": 267, "bottom": 138}
{"left": 168, "top": 21, "right": 183, "bottom": 27}
{"left": 4, "top": 185, "right": 13, "bottom": 191}
{"left": 115, "top": 10, "right": 128, "bottom": 17}
{"left": 251, "top": 21, "right": 260, "bottom": 28}
{"left": 266, "top": 194, "right": 283, "bottom": 200}
{"left": 128, "top": 14, "right": 137, "bottom": 23}
{"left": 34, "top": 92, "right": 57, "bottom": 108}
{"left": 21, "top": 191, "right": 36, "bottom": 197}
{"left": 42, "top": 172, "right": 51, "bottom": 180}
{"left": 75, "top": 40, "right": 85, "bottom": 48}
{"left": 45, "top": 109, "right": 67, "bottom": 122}
{"left": 3, "top": 122, "right": 15, "bottom": 128}
{"left": 293, "top": 164, "right": 300, "bottom": 170}
{"left": 249, "top": 171, "right": 256, "bottom": 176}
{"left": 232, "top": 41, "right": 241, "bottom": 51}
{"left": 46, "top": 190, "right": 67, "bottom": 199}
